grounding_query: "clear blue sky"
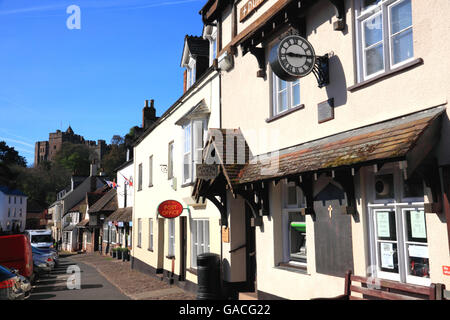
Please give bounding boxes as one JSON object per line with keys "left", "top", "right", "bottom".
{"left": 0, "top": 0, "right": 205, "bottom": 166}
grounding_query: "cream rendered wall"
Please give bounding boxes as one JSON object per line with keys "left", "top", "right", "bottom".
{"left": 221, "top": 0, "right": 450, "bottom": 163}
{"left": 218, "top": 0, "right": 450, "bottom": 297}
{"left": 132, "top": 71, "right": 221, "bottom": 285}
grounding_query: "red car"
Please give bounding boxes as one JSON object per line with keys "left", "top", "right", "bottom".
{"left": 0, "top": 235, "right": 34, "bottom": 281}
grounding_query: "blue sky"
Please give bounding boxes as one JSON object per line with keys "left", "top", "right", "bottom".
{"left": 0, "top": 0, "right": 205, "bottom": 166}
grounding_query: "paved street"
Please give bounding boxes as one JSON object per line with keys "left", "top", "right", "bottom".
{"left": 29, "top": 255, "right": 129, "bottom": 300}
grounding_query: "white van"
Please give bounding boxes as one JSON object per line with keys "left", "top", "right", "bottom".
{"left": 25, "top": 230, "right": 54, "bottom": 250}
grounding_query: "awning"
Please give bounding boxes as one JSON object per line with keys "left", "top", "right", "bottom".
{"left": 175, "top": 99, "right": 210, "bottom": 126}
{"left": 194, "top": 105, "right": 446, "bottom": 198}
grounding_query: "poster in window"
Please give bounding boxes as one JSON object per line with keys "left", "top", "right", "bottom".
{"left": 408, "top": 245, "right": 429, "bottom": 259}
{"left": 376, "top": 211, "right": 390, "bottom": 238}
{"left": 380, "top": 242, "right": 395, "bottom": 269}
{"left": 410, "top": 210, "right": 427, "bottom": 239}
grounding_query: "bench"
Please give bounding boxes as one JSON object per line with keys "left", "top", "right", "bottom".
{"left": 314, "top": 270, "right": 446, "bottom": 300}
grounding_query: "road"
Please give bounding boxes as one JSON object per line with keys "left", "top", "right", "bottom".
{"left": 29, "top": 255, "right": 129, "bottom": 300}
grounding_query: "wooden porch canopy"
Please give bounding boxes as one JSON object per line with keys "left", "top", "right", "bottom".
{"left": 193, "top": 105, "right": 446, "bottom": 225}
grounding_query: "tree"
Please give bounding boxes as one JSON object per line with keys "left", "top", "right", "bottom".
{"left": 0, "top": 141, "right": 26, "bottom": 167}
{"left": 54, "top": 142, "right": 92, "bottom": 176}
{"left": 101, "top": 135, "right": 127, "bottom": 178}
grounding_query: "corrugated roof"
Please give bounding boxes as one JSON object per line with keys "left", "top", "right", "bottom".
{"left": 88, "top": 188, "right": 117, "bottom": 214}
{"left": 106, "top": 207, "right": 132, "bottom": 222}
{"left": 238, "top": 106, "right": 445, "bottom": 184}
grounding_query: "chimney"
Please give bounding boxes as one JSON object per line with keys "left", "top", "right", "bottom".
{"left": 183, "top": 70, "right": 187, "bottom": 93}
{"left": 142, "top": 99, "right": 157, "bottom": 129}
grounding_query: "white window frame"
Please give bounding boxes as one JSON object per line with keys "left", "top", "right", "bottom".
{"left": 355, "top": 0, "right": 415, "bottom": 81}
{"left": 281, "top": 181, "right": 307, "bottom": 267}
{"left": 182, "top": 119, "right": 207, "bottom": 185}
{"left": 186, "top": 57, "right": 197, "bottom": 90}
{"left": 271, "top": 73, "right": 301, "bottom": 117}
{"left": 149, "top": 218, "right": 154, "bottom": 251}
{"left": 190, "top": 219, "right": 210, "bottom": 269}
{"left": 366, "top": 163, "right": 429, "bottom": 286}
{"left": 168, "top": 141, "right": 174, "bottom": 179}
{"left": 138, "top": 163, "right": 143, "bottom": 191}
{"left": 148, "top": 155, "right": 153, "bottom": 187}
{"left": 137, "top": 218, "right": 142, "bottom": 248}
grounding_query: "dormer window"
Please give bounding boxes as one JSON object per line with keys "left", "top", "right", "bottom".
{"left": 187, "top": 57, "right": 197, "bottom": 90}
{"left": 181, "top": 35, "right": 210, "bottom": 91}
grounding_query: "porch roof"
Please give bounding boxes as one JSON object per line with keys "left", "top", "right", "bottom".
{"left": 106, "top": 207, "right": 132, "bottom": 223}
{"left": 193, "top": 104, "right": 446, "bottom": 199}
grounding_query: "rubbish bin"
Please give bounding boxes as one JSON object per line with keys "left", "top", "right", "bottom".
{"left": 197, "top": 253, "right": 222, "bottom": 300}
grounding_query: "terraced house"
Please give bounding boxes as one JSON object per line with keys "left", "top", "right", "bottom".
{"left": 131, "top": 26, "right": 221, "bottom": 294}
{"left": 193, "top": 0, "right": 450, "bottom": 299}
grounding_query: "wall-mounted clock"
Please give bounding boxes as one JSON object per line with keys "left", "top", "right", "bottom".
{"left": 269, "top": 34, "right": 317, "bottom": 82}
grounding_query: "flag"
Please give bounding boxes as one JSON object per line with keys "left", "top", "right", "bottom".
{"left": 120, "top": 172, "right": 133, "bottom": 187}
{"left": 106, "top": 180, "right": 117, "bottom": 189}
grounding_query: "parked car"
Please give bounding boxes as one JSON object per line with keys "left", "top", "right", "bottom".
{"left": 0, "top": 265, "right": 31, "bottom": 300}
{"left": 33, "top": 247, "right": 59, "bottom": 266}
{"left": 31, "top": 246, "right": 55, "bottom": 276}
{"left": 25, "top": 229, "right": 54, "bottom": 250}
{"left": 0, "top": 235, "right": 34, "bottom": 281}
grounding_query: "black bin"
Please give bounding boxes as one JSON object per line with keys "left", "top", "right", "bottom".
{"left": 197, "top": 253, "right": 222, "bottom": 300}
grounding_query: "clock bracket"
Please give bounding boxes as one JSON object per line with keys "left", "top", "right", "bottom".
{"left": 313, "top": 54, "right": 330, "bottom": 88}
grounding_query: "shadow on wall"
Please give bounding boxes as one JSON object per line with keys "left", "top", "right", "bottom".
{"left": 325, "top": 54, "right": 348, "bottom": 108}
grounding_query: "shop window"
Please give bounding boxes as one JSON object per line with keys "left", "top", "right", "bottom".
{"left": 367, "top": 164, "right": 429, "bottom": 285}
{"left": 103, "top": 225, "right": 109, "bottom": 242}
{"left": 356, "top": 0, "right": 414, "bottom": 81}
{"left": 191, "top": 219, "right": 210, "bottom": 268}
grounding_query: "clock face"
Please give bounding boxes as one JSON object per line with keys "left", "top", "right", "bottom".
{"left": 278, "top": 35, "right": 316, "bottom": 78}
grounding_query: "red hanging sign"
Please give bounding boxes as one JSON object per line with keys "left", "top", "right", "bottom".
{"left": 443, "top": 266, "right": 450, "bottom": 276}
{"left": 158, "top": 200, "right": 184, "bottom": 219}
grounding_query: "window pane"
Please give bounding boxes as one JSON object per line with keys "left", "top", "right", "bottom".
{"left": 277, "top": 90, "right": 288, "bottom": 113}
{"left": 364, "top": 14, "right": 383, "bottom": 47}
{"left": 392, "top": 29, "right": 414, "bottom": 65}
{"left": 375, "top": 211, "right": 397, "bottom": 241}
{"left": 184, "top": 124, "right": 191, "bottom": 153}
{"left": 378, "top": 242, "right": 399, "bottom": 273}
{"left": 184, "top": 153, "right": 191, "bottom": 181}
{"left": 405, "top": 210, "right": 427, "bottom": 243}
{"left": 365, "top": 44, "right": 384, "bottom": 75}
{"left": 390, "top": 0, "right": 412, "bottom": 34}
{"left": 278, "top": 78, "right": 287, "bottom": 90}
{"left": 406, "top": 244, "right": 430, "bottom": 278}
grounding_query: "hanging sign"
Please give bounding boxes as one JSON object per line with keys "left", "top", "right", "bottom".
{"left": 443, "top": 266, "right": 450, "bottom": 276}
{"left": 410, "top": 210, "right": 427, "bottom": 239}
{"left": 240, "top": 0, "right": 267, "bottom": 22}
{"left": 196, "top": 164, "right": 219, "bottom": 180}
{"left": 158, "top": 200, "right": 184, "bottom": 219}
